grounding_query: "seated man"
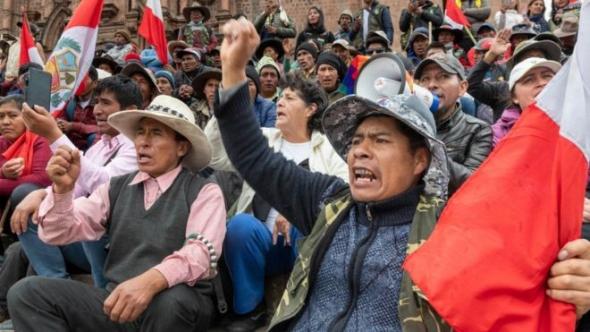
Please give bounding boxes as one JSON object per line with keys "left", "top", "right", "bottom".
{"left": 0, "top": 95, "right": 51, "bottom": 234}
{"left": 205, "top": 70, "right": 347, "bottom": 331}
{"left": 57, "top": 66, "right": 99, "bottom": 151}
{"left": 190, "top": 68, "right": 221, "bottom": 129}
{"left": 414, "top": 53, "right": 492, "bottom": 194}
{"left": 121, "top": 63, "right": 160, "bottom": 108}
{"left": 8, "top": 94, "right": 226, "bottom": 331}
{"left": 245, "top": 66, "right": 277, "bottom": 128}
{"left": 6, "top": 76, "right": 142, "bottom": 293}
{"left": 315, "top": 52, "right": 347, "bottom": 104}
{"left": 211, "top": 18, "right": 590, "bottom": 331}
{"left": 256, "top": 56, "right": 282, "bottom": 103}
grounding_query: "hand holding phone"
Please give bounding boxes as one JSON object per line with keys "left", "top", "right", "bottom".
{"left": 24, "top": 68, "right": 51, "bottom": 111}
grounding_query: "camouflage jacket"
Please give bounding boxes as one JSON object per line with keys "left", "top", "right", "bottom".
{"left": 254, "top": 9, "right": 297, "bottom": 41}
{"left": 268, "top": 189, "right": 451, "bottom": 331}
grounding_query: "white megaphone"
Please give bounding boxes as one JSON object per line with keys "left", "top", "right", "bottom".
{"left": 355, "top": 53, "right": 439, "bottom": 113}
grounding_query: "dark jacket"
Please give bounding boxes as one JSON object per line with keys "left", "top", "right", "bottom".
{"left": 467, "top": 60, "right": 511, "bottom": 121}
{"left": 215, "top": 83, "right": 448, "bottom": 331}
{"left": 254, "top": 9, "right": 297, "bottom": 40}
{"left": 173, "top": 64, "right": 212, "bottom": 103}
{"left": 351, "top": 1, "right": 394, "bottom": 50}
{"left": 437, "top": 104, "right": 492, "bottom": 194}
{"left": 399, "top": 1, "right": 443, "bottom": 46}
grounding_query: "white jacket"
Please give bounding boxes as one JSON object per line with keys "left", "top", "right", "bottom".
{"left": 204, "top": 116, "right": 349, "bottom": 215}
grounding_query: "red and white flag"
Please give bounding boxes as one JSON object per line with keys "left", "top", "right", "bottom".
{"left": 18, "top": 13, "right": 43, "bottom": 67}
{"left": 138, "top": 0, "right": 169, "bottom": 65}
{"left": 445, "top": 0, "right": 471, "bottom": 30}
{"left": 404, "top": 2, "right": 590, "bottom": 331}
{"left": 44, "top": 0, "right": 104, "bottom": 115}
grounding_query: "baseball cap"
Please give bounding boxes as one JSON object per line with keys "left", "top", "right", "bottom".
{"left": 508, "top": 57, "right": 561, "bottom": 90}
{"left": 414, "top": 53, "right": 466, "bottom": 80}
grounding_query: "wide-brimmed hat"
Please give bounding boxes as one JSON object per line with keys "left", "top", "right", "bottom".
{"left": 121, "top": 62, "right": 160, "bottom": 93}
{"left": 554, "top": 12, "right": 579, "bottom": 38}
{"left": 168, "top": 40, "right": 190, "bottom": 57}
{"left": 108, "top": 95, "right": 212, "bottom": 171}
{"left": 433, "top": 24, "right": 464, "bottom": 43}
{"left": 114, "top": 30, "right": 132, "bottom": 43}
{"left": 92, "top": 55, "right": 121, "bottom": 73}
{"left": 192, "top": 68, "right": 222, "bottom": 100}
{"left": 534, "top": 32, "right": 563, "bottom": 47}
{"left": 506, "top": 39, "right": 562, "bottom": 70}
{"left": 255, "top": 38, "right": 284, "bottom": 61}
{"left": 508, "top": 57, "right": 561, "bottom": 91}
{"left": 323, "top": 94, "right": 449, "bottom": 199}
{"left": 183, "top": 2, "right": 211, "bottom": 22}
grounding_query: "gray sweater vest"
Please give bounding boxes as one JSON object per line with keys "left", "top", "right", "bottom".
{"left": 103, "top": 168, "right": 211, "bottom": 287}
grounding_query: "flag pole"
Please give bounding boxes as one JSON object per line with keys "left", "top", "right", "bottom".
{"left": 463, "top": 26, "right": 477, "bottom": 44}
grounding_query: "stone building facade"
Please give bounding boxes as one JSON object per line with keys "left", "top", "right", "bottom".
{"left": 1, "top": 0, "right": 506, "bottom": 55}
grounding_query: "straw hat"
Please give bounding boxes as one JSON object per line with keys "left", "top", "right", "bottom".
{"left": 108, "top": 95, "right": 212, "bottom": 171}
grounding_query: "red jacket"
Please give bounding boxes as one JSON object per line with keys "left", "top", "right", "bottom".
{"left": 0, "top": 136, "right": 52, "bottom": 196}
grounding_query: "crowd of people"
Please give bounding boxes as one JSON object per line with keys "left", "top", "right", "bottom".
{"left": 0, "top": 0, "right": 587, "bottom": 331}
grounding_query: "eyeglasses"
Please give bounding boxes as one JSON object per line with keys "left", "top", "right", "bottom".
{"left": 366, "top": 48, "right": 386, "bottom": 55}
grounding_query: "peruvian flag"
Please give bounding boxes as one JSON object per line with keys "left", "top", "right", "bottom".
{"left": 403, "top": 2, "right": 590, "bottom": 331}
{"left": 19, "top": 13, "right": 43, "bottom": 66}
{"left": 138, "top": 0, "right": 169, "bottom": 65}
{"left": 44, "top": 0, "right": 104, "bottom": 116}
{"left": 444, "top": 0, "right": 471, "bottom": 30}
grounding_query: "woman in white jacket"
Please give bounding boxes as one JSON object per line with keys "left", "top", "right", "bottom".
{"left": 205, "top": 71, "right": 348, "bottom": 331}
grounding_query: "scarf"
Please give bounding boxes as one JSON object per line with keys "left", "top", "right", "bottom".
{"left": 2, "top": 131, "right": 39, "bottom": 176}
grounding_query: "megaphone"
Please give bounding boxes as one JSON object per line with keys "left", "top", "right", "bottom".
{"left": 355, "top": 53, "right": 439, "bottom": 113}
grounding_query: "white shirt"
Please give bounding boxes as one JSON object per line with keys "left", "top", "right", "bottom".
{"left": 264, "top": 139, "right": 312, "bottom": 232}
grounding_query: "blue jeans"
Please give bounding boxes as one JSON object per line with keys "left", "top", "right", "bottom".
{"left": 18, "top": 219, "right": 109, "bottom": 288}
{"left": 224, "top": 213, "right": 300, "bottom": 314}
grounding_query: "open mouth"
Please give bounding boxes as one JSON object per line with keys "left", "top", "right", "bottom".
{"left": 137, "top": 152, "right": 152, "bottom": 163}
{"left": 353, "top": 167, "right": 377, "bottom": 183}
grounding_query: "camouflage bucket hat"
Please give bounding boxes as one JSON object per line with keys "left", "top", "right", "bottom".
{"left": 323, "top": 94, "right": 449, "bottom": 200}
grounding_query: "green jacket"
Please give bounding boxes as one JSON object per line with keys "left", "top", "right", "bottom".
{"left": 254, "top": 9, "right": 297, "bottom": 40}
{"left": 351, "top": 1, "right": 391, "bottom": 50}
{"left": 268, "top": 189, "right": 450, "bottom": 331}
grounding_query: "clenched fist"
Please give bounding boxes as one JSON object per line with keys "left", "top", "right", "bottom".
{"left": 46, "top": 146, "right": 81, "bottom": 194}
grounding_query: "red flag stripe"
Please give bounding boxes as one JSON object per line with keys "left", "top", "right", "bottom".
{"left": 138, "top": 5, "right": 169, "bottom": 65}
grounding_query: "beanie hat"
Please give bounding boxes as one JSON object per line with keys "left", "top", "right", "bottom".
{"left": 245, "top": 65, "right": 261, "bottom": 95}
{"left": 256, "top": 56, "right": 281, "bottom": 78}
{"left": 296, "top": 42, "right": 318, "bottom": 60}
{"left": 155, "top": 70, "right": 176, "bottom": 89}
{"left": 316, "top": 51, "right": 347, "bottom": 80}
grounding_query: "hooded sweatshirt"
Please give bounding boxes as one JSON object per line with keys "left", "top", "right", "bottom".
{"left": 491, "top": 106, "right": 521, "bottom": 146}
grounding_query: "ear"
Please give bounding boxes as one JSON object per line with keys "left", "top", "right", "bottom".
{"left": 176, "top": 140, "right": 191, "bottom": 158}
{"left": 412, "top": 147, "right": 430, "bottom": 177}
{"left": 458, "top": 79, "right": 468, "bottom": 97}
{"left": 305, "top": 103, "right": 318, "bottom": 119}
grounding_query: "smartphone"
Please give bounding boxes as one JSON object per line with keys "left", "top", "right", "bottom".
{"left": 24, "top": 68, "right": 52, "bottom": 111}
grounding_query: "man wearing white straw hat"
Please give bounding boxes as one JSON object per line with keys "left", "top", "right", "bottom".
{"left": 7, "top": 95, "right": 226, "bottom": 331}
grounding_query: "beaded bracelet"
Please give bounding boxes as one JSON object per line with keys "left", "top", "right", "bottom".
{"left": 185, "top": 232, "right": 218, "bottom": 273}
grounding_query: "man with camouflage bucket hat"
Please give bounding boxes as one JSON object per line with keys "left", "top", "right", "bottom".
{"left": 214, "top": 18, "right": 452, "bottom": 331}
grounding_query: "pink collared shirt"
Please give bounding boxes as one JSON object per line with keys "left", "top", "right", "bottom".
{"left": 50, "top": 134, "right": 138, "bottom": 198}
{"left": 37, "top": 165, "right": 227, "bottom": 287}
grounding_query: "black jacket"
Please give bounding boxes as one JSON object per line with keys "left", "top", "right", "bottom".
{"left": 437, "top": 104, "right": 492, "bottom": 194}
{"left": 467, "top": 60, "right": 511, "bottom": 121}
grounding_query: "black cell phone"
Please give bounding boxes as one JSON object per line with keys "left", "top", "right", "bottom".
{"left": 24, "top": 68, "right": 52, "bottom": 111}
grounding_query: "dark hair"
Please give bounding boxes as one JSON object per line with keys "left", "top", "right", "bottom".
{"left": 88, "top": 66, "right": 98, "bottom": 81}
{"left": 426, "top": 41, "right": 446, "bottom": 53}
{"left": 305, "top": 6, "right": 326, "bottom": 33}
{"left": 94, "top": 75, "right": 143, "bottom": 109}
{"left": 0, "top": 95, "right": 24, "bottom": 110}
{"left": 279, "top": 71, "right": 328, "bottom": 133}
{"left": 18, "top": 63, "right": 43, "bottom": 77}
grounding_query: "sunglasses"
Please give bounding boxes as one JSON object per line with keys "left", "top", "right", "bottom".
{"left": 366, "top": 48, "right": 386, "bottom": 55}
